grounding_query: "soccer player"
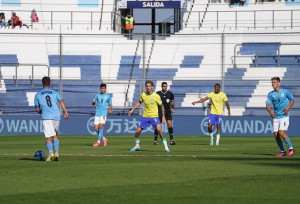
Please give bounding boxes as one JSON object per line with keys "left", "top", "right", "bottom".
{"left": 266, "top": 77, "right": 295, "bottom": 157}
{"left": 92, "top": 83, "right": 112, "bottom": 147}
{"left": 128, "top": 80, "right": 170, "bottom": 152}
{"left": 192, "top": 83, "right": 230, "bottom": 145}
{"left": 154, "top": 82, "right": 176, "bottom": 145}
{"left": 34, "top": 77, "right": 68, "bottom": 162}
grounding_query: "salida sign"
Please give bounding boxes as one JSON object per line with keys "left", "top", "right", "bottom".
{"left": 122, "top": 1, "right": 181, "bottom": 9}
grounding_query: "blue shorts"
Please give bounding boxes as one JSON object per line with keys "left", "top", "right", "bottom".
{"left": 209, "top": 114, "right": 223, "bottom": 125}
{"left": 139, "top": 117, "right": 161, "bottom": 129}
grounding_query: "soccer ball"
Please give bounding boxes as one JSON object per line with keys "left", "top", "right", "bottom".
{"left": 34, "top": 150, "right": 45, "bottom": 161}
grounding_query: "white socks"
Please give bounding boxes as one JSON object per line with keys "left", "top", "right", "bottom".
{"left": 162, "top": 138, "right": 169, "bottom": 151}
{"left": 216, "top": 134, "right": 220, "bottom": 144}
{"left": 210, "top": 133, "right": 214, "bottom": 140}
{"left": 135, "top": 138, "right": 140, "bottom": 148}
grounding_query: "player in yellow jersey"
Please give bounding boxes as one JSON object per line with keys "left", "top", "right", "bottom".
{"left": 192, "top": 83, "right": 231, "bottom": 145}
{"left": 128, "top": 80, "right": 171, "bottom": 152}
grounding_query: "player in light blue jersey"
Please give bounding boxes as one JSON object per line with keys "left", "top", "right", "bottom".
{"left": 34, "top": 77, "right": 68, "bottom": 162}
{"left": 266, "top": 77, "right": 295, "bottom": 157}
{"left": 92, "top": 83, "right": 112, "bottom": 147}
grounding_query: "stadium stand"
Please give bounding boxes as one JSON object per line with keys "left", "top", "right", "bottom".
{"left": 0, "top": 0, "right": 299, "bottom": 116}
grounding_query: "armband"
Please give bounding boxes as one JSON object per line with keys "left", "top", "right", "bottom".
{"left": 172, "top": 105, "right": 174, "bottom": 109}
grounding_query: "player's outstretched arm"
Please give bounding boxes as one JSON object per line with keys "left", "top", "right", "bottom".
{"left": 92, "top": 99, "right": 97, "bottom": 105}
{"left": 192, "top": 96, "right": 209, "bottom": 105}
{"left": 59, "top": 99, "right": 69, "bottom": 120}
{"left": 128, "top": 101, "right": 141, "bottom": 116}
{"left": 225, "top": 101, "right": 231, "bottom": 117}
{"left": 266, "top": 104, "right": 275, "bottom": 118}
{"left": 284, "top": 99, "right": 294, "bottom": 115}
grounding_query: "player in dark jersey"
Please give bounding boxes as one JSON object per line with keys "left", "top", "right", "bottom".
{"left": 154, "top": 82, "right": 176, "bottom": 145}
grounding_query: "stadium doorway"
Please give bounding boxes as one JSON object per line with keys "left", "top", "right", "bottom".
{"left": 117, "top": 1, "right": 181, "bottom": 40}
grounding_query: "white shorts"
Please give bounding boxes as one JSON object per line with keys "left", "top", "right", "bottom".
{"left": 43, "top": 120, "right": 60, "bottom": 138}
{"left": 94, "top": 116, "right": 107, "bottom": 125}
{"left": 273, "top": 117, "right": 289, "bottom": 132}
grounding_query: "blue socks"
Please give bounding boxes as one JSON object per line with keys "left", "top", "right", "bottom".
{"left": 98, "top": 129, "right": 104, "bottom": 141}
{"left": 284, "top": 138, "right": 293, "bottom": 149}
{"left": 54, "top": 140, "right": 59, "bottom": 152}
{"left": 46, "top": 140, "right": 59, "bottom": 154}
{"left": 46, "top": 142, "right": 53, "bottom": 153}
{"left": 277, "top": 141, "right": 285, "bottom": 152}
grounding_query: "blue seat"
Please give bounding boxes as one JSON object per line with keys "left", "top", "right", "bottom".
{"left": 49, "top": 55, "right": 101, "bottom": 80}
{"left": 1, "top": 0, "right": 21, "bottom": 6}
{"left": 180, "top": 55, "right": 204, "bottom": 68}
{"left": 78, "top": 0, "right": 99, "bottom": 7}
{"left": 238, "top": 43, "right": 280, "bottom": 56}
{"left": 0, "top": 54, "right": 18, "bottom": 66}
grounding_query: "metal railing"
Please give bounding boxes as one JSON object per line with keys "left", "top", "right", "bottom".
{"left": 0, "top": 10, "right": 104, "bottom": 30}
{"left": 0, "top": 63, "right": 50, "bottom": 88}
{"left": 233, "top": 43, "right": 300, "bottom": 68}
{"left": 161, "top": 11, "right": 183, "bottom": 36}
{"left": 186, "top": 9, "right": 300, "bottom": 30}
{"left": 0, "top": 32, "right": 300, "bottom": 115}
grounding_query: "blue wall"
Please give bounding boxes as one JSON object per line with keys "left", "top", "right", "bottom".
{"left": 0, "top": 115, "right": 299, "bottom": 136}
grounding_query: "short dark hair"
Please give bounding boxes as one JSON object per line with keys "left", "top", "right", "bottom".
{"left": 145, "top": 80, "right": 153, "bottom": 87}
{"left": 100, "top": 83, "right": 106, "bottom": 88}
{"left": 42, "top": 76, "right": 50, "bottom": 86}
{"left": 161, "top": 82, "right": 167, "bottom": 86}
{"left": 214, "top": 83, "right": 221, "bottom": 87}
{"left": 271, "top": 77, "right": 280, "bottom": 82}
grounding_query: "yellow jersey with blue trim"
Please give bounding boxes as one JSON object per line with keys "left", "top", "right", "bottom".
{"left": 207, "top": 91, "right": 228, "bottom": 115}
{"left": 139, "top": 91, "right": 162, "bottom": 118}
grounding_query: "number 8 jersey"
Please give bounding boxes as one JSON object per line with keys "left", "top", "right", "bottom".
{"left": 34, "top": 88, "right": 63, "bottom": 120}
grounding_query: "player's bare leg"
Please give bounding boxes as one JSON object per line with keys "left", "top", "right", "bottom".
{"left": 216, "top": 125, "right": 221, "bottom": 146}
{"left": 130, "top": 127, "right": 142, "bottom": 152}
{"left": 156, "top": 124, "right": 170, "bottom": 152}
{"left": 278, "top": 130, "right": 295, "bottom": 156}
{"left": 208, "top": 124, "right": 214, "bottom": 145}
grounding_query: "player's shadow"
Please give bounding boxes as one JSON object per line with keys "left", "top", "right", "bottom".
{"left": 121, "top": 149, "right": 149, "bottom": 152}
{"left": 85, "top": 144, "right": 93, "bottom": 147}
{"left": 243, "top": 152, "right": 274, "bottom": 157}
{"left": 20, "top": 158, "right": 39, "bottom": 161}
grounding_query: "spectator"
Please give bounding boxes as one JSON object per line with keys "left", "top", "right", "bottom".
{"left": 125, "top": 14, "right": 134, "bottom": 31}
{"left": 0, "top": 12, "right": 6, "bottom": 28}
{"left": 240, "top": 0, "right": 246, "bottom": 6}
{"left": 30, "top": 9, "right": 39, "bottom": 23}
{"left": 11, "top": 12, "right": 22, "bottom": 28}
{"left": 125, "top": 14, "right": 134, "bottom": 39}
{"left": 255, "top": 0, "right": 264, "bottom": 4}
{"left": 230, "top": 0, "right": 240, "bottom": 7}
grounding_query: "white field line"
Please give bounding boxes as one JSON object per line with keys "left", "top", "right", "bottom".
{"left": 0, "top": 153, "right": 253, "bottom": 157}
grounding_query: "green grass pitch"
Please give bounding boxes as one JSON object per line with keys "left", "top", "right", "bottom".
{"left": 0, "top": 135, "right": 300, "bottom": 204}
